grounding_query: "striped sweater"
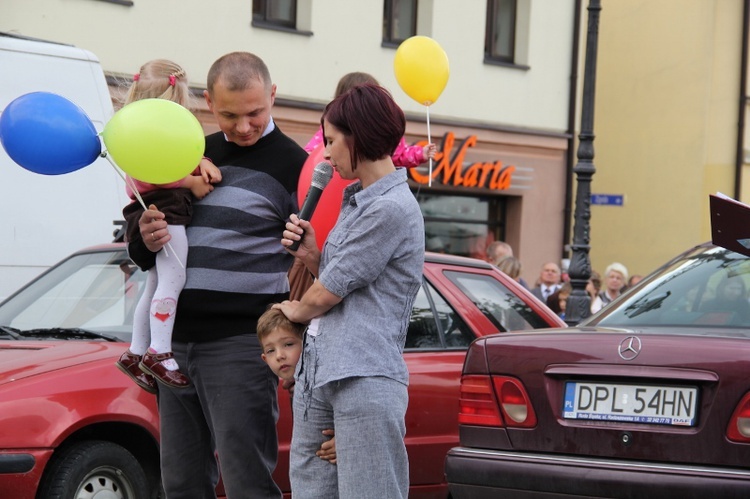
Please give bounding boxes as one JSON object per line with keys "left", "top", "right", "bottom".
{"left": 127, "top": 125, "right": 307, "bottom": 342}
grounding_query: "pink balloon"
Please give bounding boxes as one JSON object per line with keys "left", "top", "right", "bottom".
{"left": 297, "top": 145, "right": 354, "bottom": 250}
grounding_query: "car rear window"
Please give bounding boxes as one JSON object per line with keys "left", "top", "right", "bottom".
{"left": 444, "top": 271, "right": 552, "bottom": 331}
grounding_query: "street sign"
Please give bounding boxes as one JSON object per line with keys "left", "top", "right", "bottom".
{"left": 591, "top": 194, "right": 624, "bottom": 206}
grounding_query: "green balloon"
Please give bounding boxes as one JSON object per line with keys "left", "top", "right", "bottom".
{"left": 103, "top": 99, "right": 204, "bottom": 184}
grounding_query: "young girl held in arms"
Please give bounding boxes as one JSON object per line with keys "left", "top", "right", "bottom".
{"left": 116, "top": 59, "right": 222, "bottom": 392}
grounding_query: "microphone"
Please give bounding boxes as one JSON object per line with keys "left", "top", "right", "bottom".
{"left": 289, "top": 162, "right": 334, "bottom": 251}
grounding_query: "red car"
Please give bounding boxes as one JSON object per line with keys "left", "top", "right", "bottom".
{"left": 446, "top": 242, "right": 750, "bottom": 498}
{"left": 0, "top": 243, "right": 564, "bottom": 498}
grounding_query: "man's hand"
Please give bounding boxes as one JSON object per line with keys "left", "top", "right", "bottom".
{"left": 139, "top": 204, "right": 170, "bottom": 252}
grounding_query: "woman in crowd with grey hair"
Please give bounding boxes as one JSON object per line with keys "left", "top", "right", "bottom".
{"left": 598, "top": 262, "right": 628, "bottom": 310}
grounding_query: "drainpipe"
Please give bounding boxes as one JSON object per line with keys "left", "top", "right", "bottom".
{"left": 735, "top": 0, "right": 749, "bottom": 200}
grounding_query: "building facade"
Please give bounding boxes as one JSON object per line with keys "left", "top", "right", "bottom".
{"left": 2, "top": 0, "right": 583, "bottom": 286}
{"left": 585, "top": 0, "right": 748, "bottom": 278}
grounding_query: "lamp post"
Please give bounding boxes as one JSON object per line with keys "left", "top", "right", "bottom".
{"left": 565, "top": 0, "right": 601, "bottom": 326}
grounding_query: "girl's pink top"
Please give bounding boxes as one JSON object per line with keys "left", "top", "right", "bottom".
{"left": 303, "top": 127, "right": 425, "bottom": 168}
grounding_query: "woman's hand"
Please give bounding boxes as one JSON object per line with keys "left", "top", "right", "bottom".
{"left": 272, "top": 300, "right": 302, "bottom": 323}
{"left": 281, "top": 214, "right": 318, "bottom": 257}
{"left": 273, "top": 281, "right": 341, "bottom": 324}
{"left": 316, "top": 429, "right": 336, "bottom": 464}
{"left": 139, "top": 204, "right": 170, "bottom": 252}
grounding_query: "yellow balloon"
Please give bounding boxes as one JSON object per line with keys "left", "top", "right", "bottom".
{"left": 394, "top": 36, "right": 450, "bottom": 106}
{"left": 102, "top": 99, "right": 205, "bottom": 184}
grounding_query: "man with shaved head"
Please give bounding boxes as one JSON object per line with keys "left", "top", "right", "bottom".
{"left": 133, "top": 52, "right": 308, "bottom": 498}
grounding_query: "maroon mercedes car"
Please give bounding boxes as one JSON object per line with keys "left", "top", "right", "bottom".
{"left": 446, "top": 242, "right": 750, "bottom": 498}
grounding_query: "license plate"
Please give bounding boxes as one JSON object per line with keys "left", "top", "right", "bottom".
{"left": 563, "top": 382, "right": 698, "bottom": 426}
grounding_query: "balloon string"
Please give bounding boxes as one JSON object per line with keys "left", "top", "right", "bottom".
{"left": 100, "top": 149, "right": 183, "bottom": 268}
{"left": 426, "top": 105, "right": 432, "bottom": 187}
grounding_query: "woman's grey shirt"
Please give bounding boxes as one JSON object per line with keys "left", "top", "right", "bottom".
{"left": 310, "top": 168, "right": 425, "bottom": 388}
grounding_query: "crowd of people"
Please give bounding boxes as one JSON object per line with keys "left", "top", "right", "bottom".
{"left": 485, "top": 241, "right": 639, "bottom": 320}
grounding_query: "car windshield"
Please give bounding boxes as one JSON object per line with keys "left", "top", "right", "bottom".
{"left": 584, "top": 244, "right": 750, "bottom": 336}
{"left": 0, "top": 249, "right": 143, "bottom": 342}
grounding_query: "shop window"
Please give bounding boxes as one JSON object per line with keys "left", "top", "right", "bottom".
{"left": 485, "top": 0, "right": 531, "bottom": 68}
{"left": 383, "top": 0, "right": 418, "bottom": 46}
{"left": 418, "top": 193, "right": 505, "bottom": 260}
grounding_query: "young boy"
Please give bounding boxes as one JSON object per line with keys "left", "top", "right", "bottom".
{"left": 257, "top": 307, "right": 336, "bottom": 463}
{"left": 257, "top": 307, "right": 305, "bottom": 383}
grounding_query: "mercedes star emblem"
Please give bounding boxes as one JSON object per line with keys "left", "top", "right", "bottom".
{"left": 618, "top": 336, "right": 642, "bottom": 361}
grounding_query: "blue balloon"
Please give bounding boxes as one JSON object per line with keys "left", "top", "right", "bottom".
{"left": 0, "top": 92, "right": 101, "bottom": 175}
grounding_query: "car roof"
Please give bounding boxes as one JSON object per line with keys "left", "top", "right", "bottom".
{"left": 77, "top": 242, "right": 498, "bottom": 270}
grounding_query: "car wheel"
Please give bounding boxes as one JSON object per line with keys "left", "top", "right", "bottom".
{"left": 37, "top": 440, "right": 150, "bottom": 499}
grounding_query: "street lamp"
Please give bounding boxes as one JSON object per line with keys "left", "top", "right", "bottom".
{"left": 566, "top": 0, "right": 601, "bottom": 326}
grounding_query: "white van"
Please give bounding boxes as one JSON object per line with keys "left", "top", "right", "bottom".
{"left": 0, "top": 32, "right": 128, "bottom": 300}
